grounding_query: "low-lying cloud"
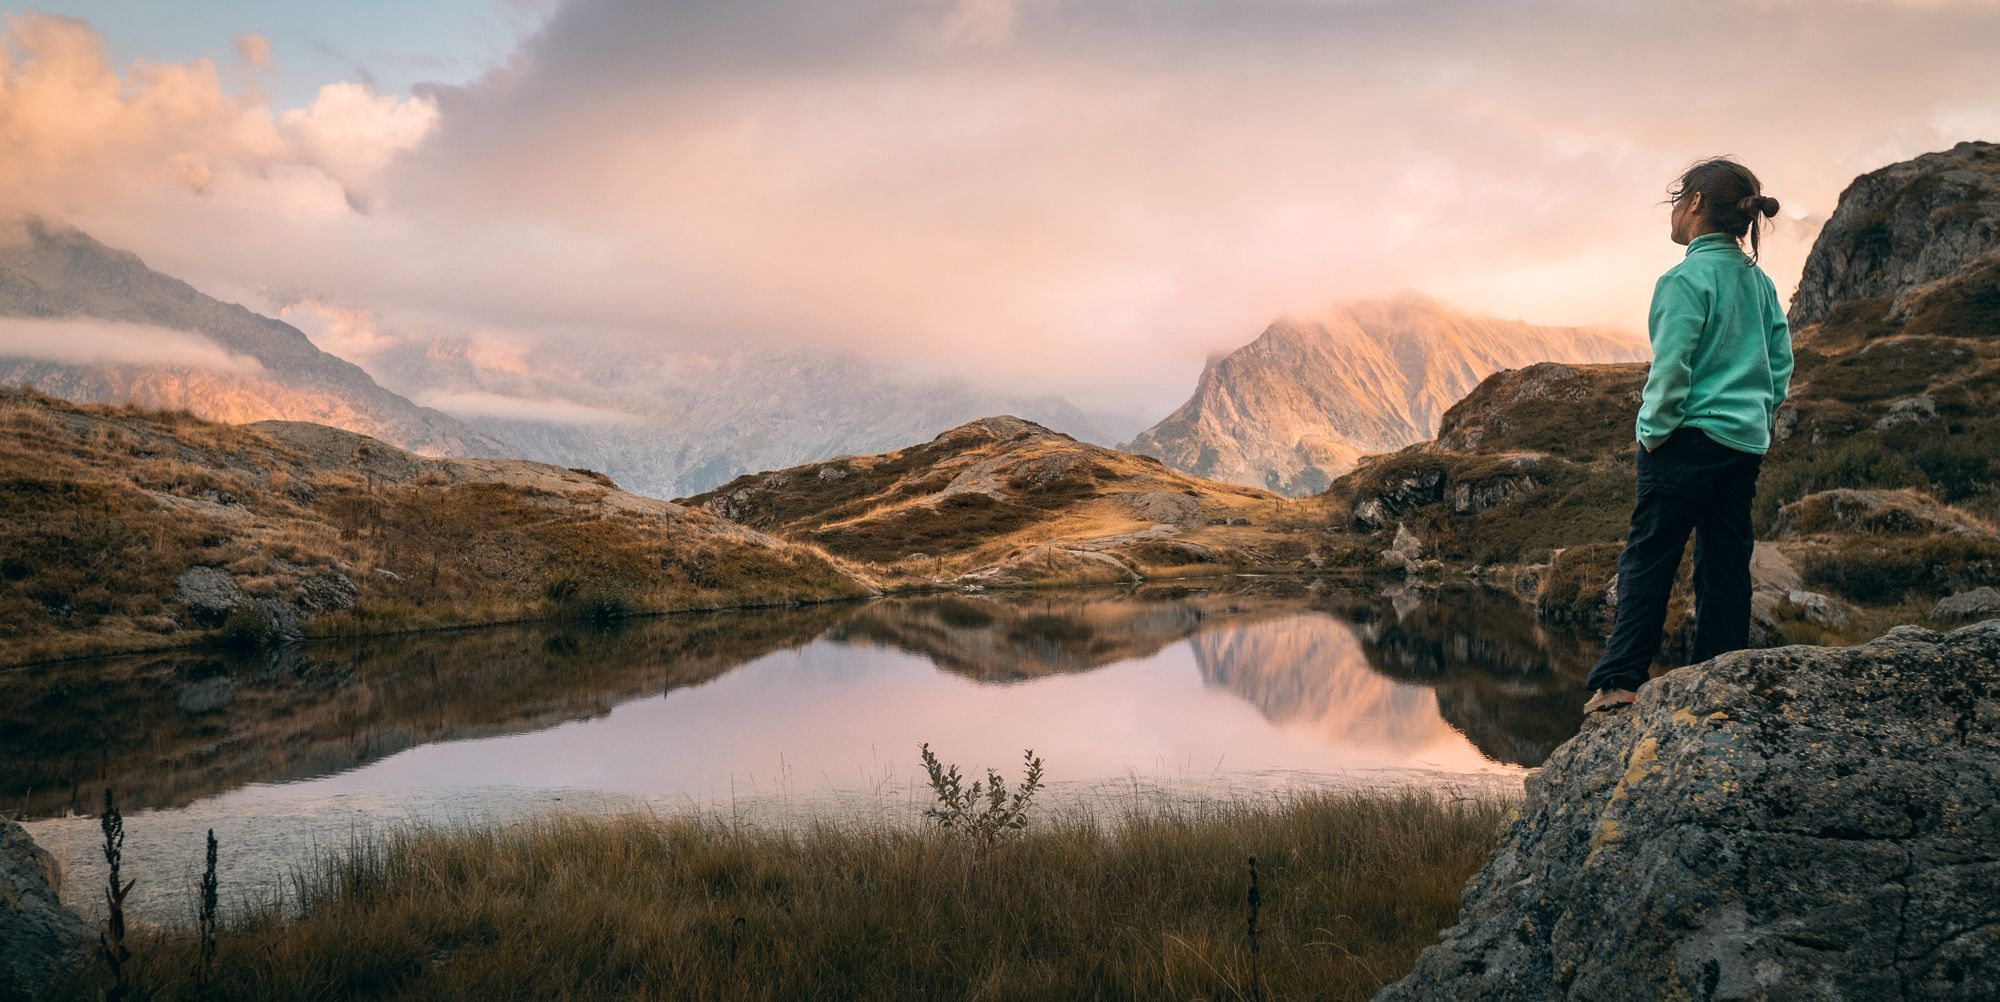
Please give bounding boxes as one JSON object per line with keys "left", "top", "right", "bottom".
{"left": 417, "top": 389, "right": 644, "bottom": 426}
{"left": 13, "top": 3, "right": 2000, "bottom": 417}
{"left": 0, "top": 318, "right": 264, "bottom": 373}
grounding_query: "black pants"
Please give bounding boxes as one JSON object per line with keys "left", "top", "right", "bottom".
{"left": 1585, "top": 426, "right": 1764, "bottom": 693}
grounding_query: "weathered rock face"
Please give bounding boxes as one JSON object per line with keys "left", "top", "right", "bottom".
{"left": 1376, "top": 620, "right": 2000, "bottom": 1002}
{"left": 1124, "top": 294, "right": 1642, "bottom": 497}
{"left": 2, "top": 816, "right": 89, "bottom": 998}
{"left": 1789, "top": 140, "right": 2000, "bottom": 327}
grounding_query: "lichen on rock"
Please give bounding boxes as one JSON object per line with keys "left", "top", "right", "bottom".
{"left": 1375, "top": 619, "right": 2000, "bottom": 1001}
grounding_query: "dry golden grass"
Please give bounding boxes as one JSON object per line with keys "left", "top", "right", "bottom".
{"left": 0, "top": 388, "right": 872, "bottom": 666}
{"left": 55, "top": 788, "right": 1511, "bottom": 1001}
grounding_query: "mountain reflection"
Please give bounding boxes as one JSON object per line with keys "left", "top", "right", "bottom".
{"left": 0, "top": 581, "right": 1595, "bottom": 819}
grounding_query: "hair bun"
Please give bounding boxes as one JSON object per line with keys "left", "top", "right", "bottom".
{"left": 1740, "top": 194, "right": 1780, "bottom": 218}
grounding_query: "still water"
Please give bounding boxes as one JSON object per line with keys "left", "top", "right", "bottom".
{"left": 4, "top": 578, "right": 1600, "bottom": 923}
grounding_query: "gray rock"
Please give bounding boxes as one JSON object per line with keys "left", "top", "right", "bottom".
{"left": 1352, "top": 497, "right": 1390, "bottom": 530}
{"left": 1391, "top": 523, "right": 1424, "bottom": 560}
{"left": 1874, "top": 394, "right": 1938, "bottom": 429}
{"left": 1746, "top": 543, "right": 1803, "bottom": 646}
{"left": 252, "top": 597, "right": 304, "bottom": 645}
{"left": 1451, "top": 475, "right": 1540, "bottom": 514}
{"left": 172, "top": 565, "right": 247, "bottom": 627}
{"left": 294, "top": 572, "right": 358, "bottom": 615}
{"left": 1933, "top": 587, "right": 2000, "bottom": 622}
{"left": 1376, "top": 620, "right": 2000, "bottom": 1002}
{"left": 1, "top": 817, "right": 90, "bottom": 998}
{"left": 1356, "top": 470, "right": 1448, "bottom": 530}
{"left": 1790, "top": 140, "right": 2000, "bottom": 327}
{"left": 1785, "top": 588, "right": 1852, "bottom": 629}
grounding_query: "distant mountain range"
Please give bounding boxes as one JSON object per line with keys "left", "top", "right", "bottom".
{"left": 0, "top": 220, "right": 504, "bottom": 457}
{"left": 2, "top": 220, "right": 1640, "bottom": 506}
{"left": 1123, "top": 292, "right": 1645, "bottom": 496}
{"left": 362, "top": 335, "right": 1138, "bottom": 498}
{"left": 0, "top": 218, "right": 1138, "bottom": 499}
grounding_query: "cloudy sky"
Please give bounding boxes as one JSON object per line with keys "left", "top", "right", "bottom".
{"left": 7, "top": 0, "right": 1998, "bottom": 417}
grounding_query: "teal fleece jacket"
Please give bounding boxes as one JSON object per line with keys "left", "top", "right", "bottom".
{"left": 1636, "top": 231, "right": 1794, "bottom": 454}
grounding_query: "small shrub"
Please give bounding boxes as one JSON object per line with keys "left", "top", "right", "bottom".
{"left": 918, "top": 742, "right": 1045, "bottom": 853}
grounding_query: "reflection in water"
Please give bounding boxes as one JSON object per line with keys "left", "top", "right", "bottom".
{"left": 7, "top": 581, "right": 1603, "bottom": 922}
{"left": 2, "top": 582, "right": 1598, "bottom": 822}
{"left": 1, "top": 604, "right": 851, "bottom": 819}
{"left": 1343, "top": 592, "right": 1597, "bottom": 766}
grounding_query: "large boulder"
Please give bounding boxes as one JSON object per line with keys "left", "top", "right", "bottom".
{"left": 1376, "top": 620, "right": 2000, "bottom": 1001}
{"left": 2, "top": 817, "right": 90, "bottom": 998}
{"left": 1789, "top": 140, "right": 2000, "bottom": 327}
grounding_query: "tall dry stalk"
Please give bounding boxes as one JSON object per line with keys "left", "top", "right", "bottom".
{"left": 193, "top": 828, "right": 219, "bottom": 997}
{"left": 1247, "top": 854, "right": 1263, "bottom": 1002}
{"left": 98, "top": 788, "right": 136, "bottom": 1001}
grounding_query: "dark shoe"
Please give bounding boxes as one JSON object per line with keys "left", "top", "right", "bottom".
{"left": 1583, "top": 688, "right": 1638, "bottom": 715}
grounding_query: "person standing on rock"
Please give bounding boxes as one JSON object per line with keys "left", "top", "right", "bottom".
{"left": 1583, "top": 158, "right": 1793, "bottom": 715}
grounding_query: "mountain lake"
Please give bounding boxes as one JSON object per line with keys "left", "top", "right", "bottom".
{"left": 4, "top": 577, "right": 1603, "bottom": 924}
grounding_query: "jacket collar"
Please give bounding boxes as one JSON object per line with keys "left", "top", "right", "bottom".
{"left": 1685, "top": 231, "right": 1741, "bottom": 257}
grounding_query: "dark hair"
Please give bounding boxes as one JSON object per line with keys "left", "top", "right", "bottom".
{"left": 1665, "top": 156, "right": 1780, "bottom": 262}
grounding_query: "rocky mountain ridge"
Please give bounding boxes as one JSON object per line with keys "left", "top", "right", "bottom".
{"left": 0, "top": 219, "right": 504, "bottom": 458}
{"left": 1124, "top": 292, "right": 1644, "bottom": 497}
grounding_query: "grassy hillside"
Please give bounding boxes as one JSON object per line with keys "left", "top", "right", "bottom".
{"left": 0, "top": 388, "right": 872, "bottom": 666}
{"left": 682, "top": 415, "right": 1346, "bottom": 589}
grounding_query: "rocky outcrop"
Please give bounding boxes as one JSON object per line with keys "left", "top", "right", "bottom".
{"left": 1934, "top": 588, "right": 2000, "bottom": 623}
{"left": 0, "top": 219, "right": 506, "bottom": 458}
{"left": 1376, "top": 620, "right": 2000, "bottom": 1001}
{"left": 1431, "top": 362, "right": 1645, "bottom": 457}
{"left": 2, "top": 816, "right": 88, "bottom": 998}
{"left": 1774, "top": 488, "right": 1997, "bottom": 540}
{"left": 1789, "top": 140, "right": 2000, "bottom": 327}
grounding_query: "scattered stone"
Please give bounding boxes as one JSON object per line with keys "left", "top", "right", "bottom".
{"left": 294, "top": 572, "right": 358, "bottom": 615}
{"left": 172, "top": 565, "right": 247, "bottom": 627}
{"left": 1450, "top": 475, "right": 1539, "bottom": 514}
{"left": 1874, "top": 394, "right": 1938, "bottom": 429}
{"left": 1932, "top": 586, "right": 2000, "bottom": 622}
{"left": 1785, "top": 588, "right": 1852, "bottom": 628}
{"left": 1745, "top": 542, "right": 1804, "bottom": 646}
{"left": 1375, "top": 620, "right": 2000, "bottom": 1001}
{"left": 1772, "top": 404, "right": 1798, "bottom": 443}
{"left": 1, "top": 817, "right": 89, "bottom": 998}
{"left": 1352, "top": 497, "right": 1390, "bottom": 530}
